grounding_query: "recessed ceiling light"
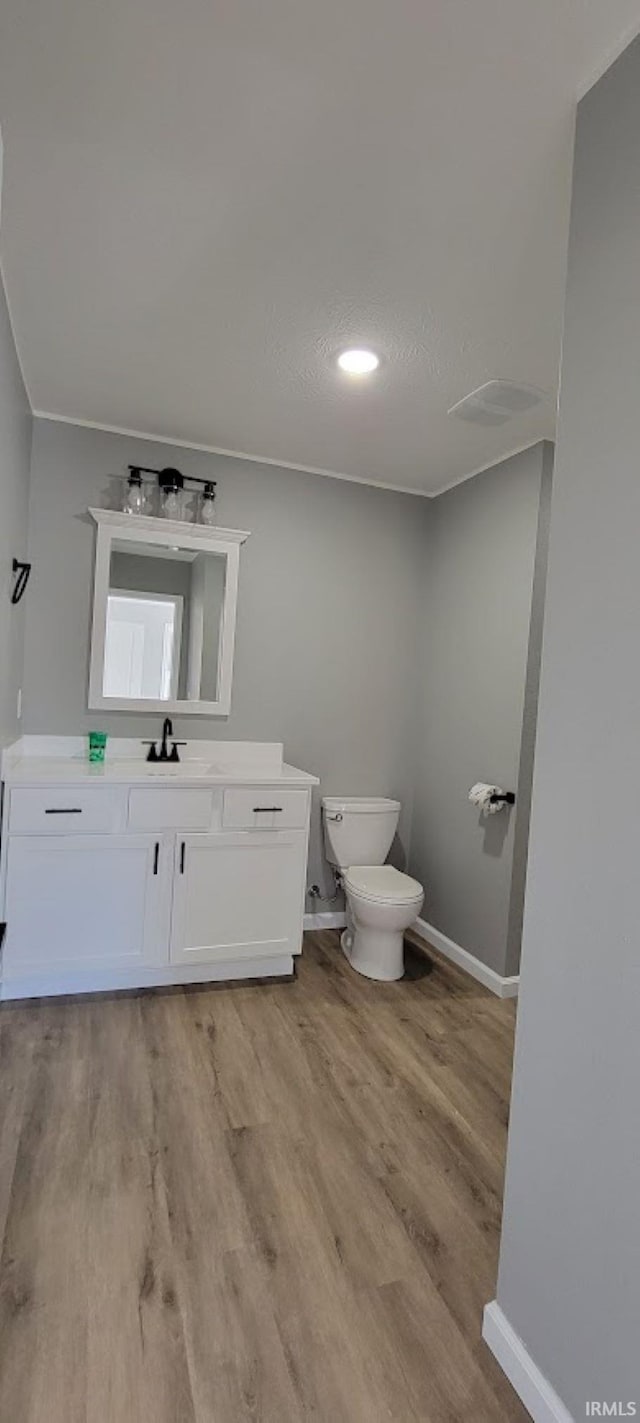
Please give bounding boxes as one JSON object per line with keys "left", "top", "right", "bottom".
{"left": 337, "top": 348, "right": 380, "bottom": 375}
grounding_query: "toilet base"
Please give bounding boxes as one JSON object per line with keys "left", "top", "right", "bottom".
{"left": 341, "top": 926, "right": 405, "bottom": 982}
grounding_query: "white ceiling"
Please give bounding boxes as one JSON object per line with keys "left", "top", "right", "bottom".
{"left": 0, "top": 1, "right": 638, "bottom": 495}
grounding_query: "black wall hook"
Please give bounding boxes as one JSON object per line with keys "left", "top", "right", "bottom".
{"left": 11, "top": 559, "right": 32, "bottom": 605}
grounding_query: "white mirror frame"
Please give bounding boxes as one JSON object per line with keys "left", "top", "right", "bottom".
{"left": 88, "top": 508, "right": 250, "bottom": 715}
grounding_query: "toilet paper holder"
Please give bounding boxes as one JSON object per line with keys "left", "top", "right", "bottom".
{"left": 489, "top": 791, "right": 515, "bottom": 806}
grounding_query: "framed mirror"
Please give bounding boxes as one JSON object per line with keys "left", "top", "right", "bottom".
{"left": 88, "top": 509, "right": 249, "bottom": 715}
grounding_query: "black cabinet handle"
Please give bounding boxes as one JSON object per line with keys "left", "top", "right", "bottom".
{"left": 45, "top": 807, "right": 82, "bottom": 815}
{"left": 153, "top": 842, "right": 159, "bottom": 875}
{"left": 180, "top": 842, "right": 186, "bottom": 874}
{"left": 252, "top": 806, "right": 283, "bottom": 814}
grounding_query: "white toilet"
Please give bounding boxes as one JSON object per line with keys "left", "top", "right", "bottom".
{"left": 322, "top": 797, "right": 424, "bottom": 982}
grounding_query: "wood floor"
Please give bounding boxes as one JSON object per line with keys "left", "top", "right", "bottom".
{"left": 0, "top": 930, "right": 527, "bottom": 1422}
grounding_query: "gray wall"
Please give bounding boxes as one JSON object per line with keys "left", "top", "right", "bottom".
{"left": 0, "top": 270, "right": 31, "bottom": 750}
{"left": 409, "top": 444, "right": 551, "bottom": 977}
{"left": 23, "top": 419, "right": 429, "bottom": 899}
{"left": 495, "top": 38, "right": 640, "bottom": 1416}
{"left": 505, "top": 441, "right": 554, "bottom": 976}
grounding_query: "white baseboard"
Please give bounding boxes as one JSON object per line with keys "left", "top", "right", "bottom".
{"left": 304, "top": 911, "right": 347, "bottom": 931}
{"left": 483, "top": 1302, "right": 574, "bottom": 1423}
{"left": 414, "top": 917, "right": 519, "bottom": 998}
{"left": 305, "top": 912, "right": 519, "bottom": 999}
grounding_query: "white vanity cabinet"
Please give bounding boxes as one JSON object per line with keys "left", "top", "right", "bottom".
{"left": 3, "top": 833, "right": 167, "bottom": 982}
{"left": 0, "top": 750, "right": 317, "bottom": 1000}
{"left": 170, "top": 830, "right": 308, "bottom": 966}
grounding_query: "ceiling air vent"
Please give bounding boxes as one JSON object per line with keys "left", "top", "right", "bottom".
{"left": 448, "top": 380, "right": 546, "bottom": 426}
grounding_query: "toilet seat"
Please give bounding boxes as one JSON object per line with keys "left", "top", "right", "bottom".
{"left": 345, "top": 865, "right": 423, "bottom": 905}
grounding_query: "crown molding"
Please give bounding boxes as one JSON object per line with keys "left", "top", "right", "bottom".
{"left": 576, "top": 18, "right": 640, "bottom": 101}
{"left": 428, "top": 438, "right": 551, "bottom": 497}
{"left": 34, "top": 414, "right": 553, "bottom": 502}
{"left": 34, "top": 410, "right": 432, "bottom": 499}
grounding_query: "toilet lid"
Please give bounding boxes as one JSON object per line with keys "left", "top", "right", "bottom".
{"left": 345, "top": 865, "right": 424, "bottom": 904}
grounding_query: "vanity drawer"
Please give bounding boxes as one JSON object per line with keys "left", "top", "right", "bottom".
{"left": 8, "top": 787, "right": 122, "bottom": 835}
{"left": 128, "top": 788, "right": 214, "bottom": 831}
{"left": 222, "top": 787, "right": 308, "bottom": 830}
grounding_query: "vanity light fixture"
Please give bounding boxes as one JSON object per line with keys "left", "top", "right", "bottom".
{"left": 124, "top": 465, "right": 218, "bottom": 524}
{"left": 337, "top": 348, "right": 380, "bottom": 376}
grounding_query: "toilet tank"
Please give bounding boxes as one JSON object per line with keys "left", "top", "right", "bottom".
{"left": 322, "top": 797, "right": 401, "bottom": 871}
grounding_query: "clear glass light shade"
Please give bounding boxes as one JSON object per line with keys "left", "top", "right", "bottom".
{"left": 199, "top": 485, "right": 217, "bottom": 525}
{"left": 160, "top": 488, "right": 185, "bottom": 521}
{"left": 123, "top": 475, "right": 147, "bottom": 516}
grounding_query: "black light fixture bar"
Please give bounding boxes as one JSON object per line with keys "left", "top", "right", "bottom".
{"left": 127, "top": 464, "right": 216, "bottom": 493}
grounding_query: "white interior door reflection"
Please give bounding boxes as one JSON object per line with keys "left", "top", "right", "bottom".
{"left": 103, "top": 591, "right": 183, "bottom": 701}
{"left": 103, "top": 537, "right": 226, "bottom": 705}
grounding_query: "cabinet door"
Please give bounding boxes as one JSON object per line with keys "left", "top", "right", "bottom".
{"left": 170, "top": 831, "right": 307, "bottom": 965}
{"left": 2, "top": 834, "right": 168, "bottom": 980}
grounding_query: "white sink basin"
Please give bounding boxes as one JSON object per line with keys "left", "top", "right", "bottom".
{"left": 108, "top": 759, "right": 215, "bottom": 779}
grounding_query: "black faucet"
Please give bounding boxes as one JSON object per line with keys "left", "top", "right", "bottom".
{"left": 160, "top": 717, "right": 173, "bottom": 761}
{"left": 143, "top": 718, "right": 186, "bottom": 764}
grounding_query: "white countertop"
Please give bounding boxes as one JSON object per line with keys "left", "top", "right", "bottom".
{"left": 2, "top": 759, "right": 317, "bottom": 788}
{"left": 1, "top": 738, "right": 319, "bottom": 789}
